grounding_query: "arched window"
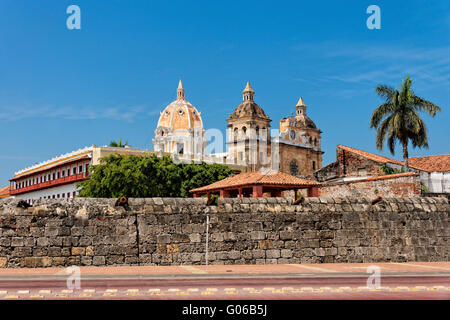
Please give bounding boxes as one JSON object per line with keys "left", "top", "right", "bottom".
{"left": 234, "top": 127, "right": 238, "bottom": 141}
{"left": 290, "top": 160, "right": 299, "bottom": 176}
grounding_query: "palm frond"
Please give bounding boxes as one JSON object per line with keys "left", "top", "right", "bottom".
{"left": 375, "top": 85, "right": 395, "bottom": 100}
{"left": 412, "top": 96, "right": 442, "bottom": 116}
{"left": 375, "top": 115, "right": 393, "bottom": 151}
{"left": 370, "top": 102, "right": 396, "bottom": 128}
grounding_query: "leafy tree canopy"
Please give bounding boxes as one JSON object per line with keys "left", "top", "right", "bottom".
{"left": 370, "top": 76, "right": 441, "bottom": 171}
{"left": 77, "top": 154, "right": 233, "bottom": 198}
{"left": 109, "top": 139, "right": 128, "bottom": 148}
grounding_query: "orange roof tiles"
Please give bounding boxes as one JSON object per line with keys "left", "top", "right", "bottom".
{"left": 190, "top": 170, "right": 320, "bottom": 193}
{"left": 0, "top": 186, "right": 11, "bottom": 198}
{"left": 337, "top": 145, "right": 404, "bottom": 165}
{"left": 408, "top": 155, "right": 450, "bottom": 172}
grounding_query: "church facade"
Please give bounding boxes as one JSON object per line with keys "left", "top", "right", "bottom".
{"left": 153, "top": 81, "right": 323, "bottom": 177}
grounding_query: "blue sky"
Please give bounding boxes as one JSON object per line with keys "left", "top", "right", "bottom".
{"left": 0, "top": 0, "right": 449, "bottom": 184}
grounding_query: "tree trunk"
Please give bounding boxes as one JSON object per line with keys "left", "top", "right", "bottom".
{"left": 402, "top": 140, "right": 409, "bottom": 172}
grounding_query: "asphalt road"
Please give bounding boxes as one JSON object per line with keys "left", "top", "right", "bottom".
{"left": 1, "top": 273, "right": 449, "bottom": 300}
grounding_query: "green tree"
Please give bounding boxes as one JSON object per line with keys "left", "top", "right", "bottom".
{"left": 370, "top": 76, "right": 441, "bottom": 171}
{"left": 77, "top": 154, "right": 233, "bottom": 198}
{"left": 109, "top": 139, "right": 128, "bottom": 148}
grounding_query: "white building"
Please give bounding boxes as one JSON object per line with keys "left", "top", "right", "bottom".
{"left": 409, "top": 155, "right": 450, "bottom": 194}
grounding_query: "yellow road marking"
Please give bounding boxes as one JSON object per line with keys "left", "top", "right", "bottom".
{"left": 30, "top": 295, "right": 44, "bottom": 299}
{"left": 224, "top": 288, "right": 236, "bottom": 291}
{"left": 250, "top": 290, "right": 262, "bottom": 294}
{"left": 176, "top": 292, "right": 189, "bottom": 295}
{"left": 225, "top": 291, "right": 237, "bottom": 295}
{"left": 5, "top": 295, "right": 19, "bottom": 299}
{"left": 300, "top": 287, "right": 314, "bottom": 291}
{"left": 168, "top": 288, "right": 180, "bottom": 292}
{"left": 282, "top": 287, "right": 294, "bottom": 291}
{"left": 103, "top": 293, "right": 116, "bottom": 297}
{"left": 55, "top": 294, "right": 68, "bottom": 298}
{"left": 127, "top": 289, "right": 139, "bottom": 292}
{"left": 272, "top": 290, "right": 284, "bottom": 294}
{"left": 79, "top": 293, "right": 92, "bottom": 297}
{"left": 17, "top": 290, "right": 29, "bottom": 294}
{"left": 39, "top": 290, "right": 51, "bottom": 294}
{"left": 187, "top": 288, "right": 199, "bottom": 292}
{"left": 201, "top": 291, "right": 214, "bottom": 295}
{"left": 105, "top": 289, "right": 117, "bottom": 293}
{"left": 61, "top": 289, "right": 73, "bottom": 294}
{"left": 263, "top": 287, "right": 275, "bottom": 291}
{"left": 148, "top": 289, "right": 160, "bottom": 292}
{"left": 84, "top": 289, "right": 95, "bottom": 293}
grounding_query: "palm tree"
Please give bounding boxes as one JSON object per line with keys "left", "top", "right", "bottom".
{"left": 109, "top": 139, "right": 128, "bottom": 148}
{"left": 370, "top": 76, "right": 441, "bottom": 171}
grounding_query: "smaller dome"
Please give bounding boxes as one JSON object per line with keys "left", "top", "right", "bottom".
{"left": 229, "top": 101, "right": 269, "bottom": 120}
{"left": 229, "top": 82, "right": 270, "bottom": 120}
{"left": 295, "top": 115, "right": 317, "bottom": 129}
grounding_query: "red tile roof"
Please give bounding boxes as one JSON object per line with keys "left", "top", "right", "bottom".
{"left": 337, "top": 145, "right": 404, "bottom": 165}
{"left": 190, "top": 170, "right": 320, "bottom": 193}
{"left": 408, "top": 155, "right": 450, "bottom": 172}
{"left": 0, "top": 186, "right": 11, "bottom": 198}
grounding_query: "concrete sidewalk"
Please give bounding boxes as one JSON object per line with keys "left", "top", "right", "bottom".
{"left": 1, "top": 261, "right": 449, "bottom": 279}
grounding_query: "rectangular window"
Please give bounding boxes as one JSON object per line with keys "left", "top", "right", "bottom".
{"left": 56, "top": 172, "right": 60, "bottom": 179}
{"left": 62, "top": 170, "right": 65, "bottom": 177}
{"left": 312, "top": 161, "right": 316, "bottom": 170}
{"left": 67, "top": 192, "right": 70, "bottom": 198}
{"left": 52, "top": 173, "right": 55, "bottom": 180}
{"left": 52, "top": 195, "right": 55, "bottom": 199}
{"left": 73, "top": 191, "right": 76, "bottom": 198}
{"left": 85, "top": 164, "right": 89, "bottom": 174}
{"left": 79, "top": 165, "right": 83, "bottom": 173}
{"left": 62, "top": 193, "right": 65, "bottom": 198}
{"left": 73, "top": 167, "right": 76, "bottom": 175}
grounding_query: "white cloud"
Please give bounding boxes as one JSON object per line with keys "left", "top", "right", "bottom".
{"left": 0, "top": 104, "right": 160, "bottom": 122}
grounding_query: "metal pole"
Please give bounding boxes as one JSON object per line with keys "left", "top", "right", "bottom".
{"left": 205, "top": 215, "right": 209, "bottom": 270}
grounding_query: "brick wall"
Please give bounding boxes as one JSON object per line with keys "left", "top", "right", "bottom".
{"left": 0, "top": 196, "right": 448, "bottom": 268}
{"left": 319, "top": 173, "right": 421, "bottom": 198}
{"left": 315, "top": 147, "right": 387, "bottom": 182}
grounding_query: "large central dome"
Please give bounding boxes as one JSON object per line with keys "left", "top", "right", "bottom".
{"left": 157, "top": 80, "right": 203, "bottom": 131}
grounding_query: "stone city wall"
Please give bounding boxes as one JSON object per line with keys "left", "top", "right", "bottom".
{"left": 319, "top": 173, "right": 421, "bottom": 198}
{"left": 0, "top": 196, "right": 448, "bottom": 268}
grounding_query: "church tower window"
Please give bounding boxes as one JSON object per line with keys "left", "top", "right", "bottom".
{"left": 290, "top": 160, "right": 299, "bottom": 176}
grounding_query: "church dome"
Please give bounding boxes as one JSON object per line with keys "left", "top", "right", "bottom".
{"left": 228, "top": 82, "right": 270, "bottom": 120}
{"left": 156, "top": 80, "right": 204, "bottom": 131}
{"left": 295, "top": 115, "right": 316, "bottom": 129}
